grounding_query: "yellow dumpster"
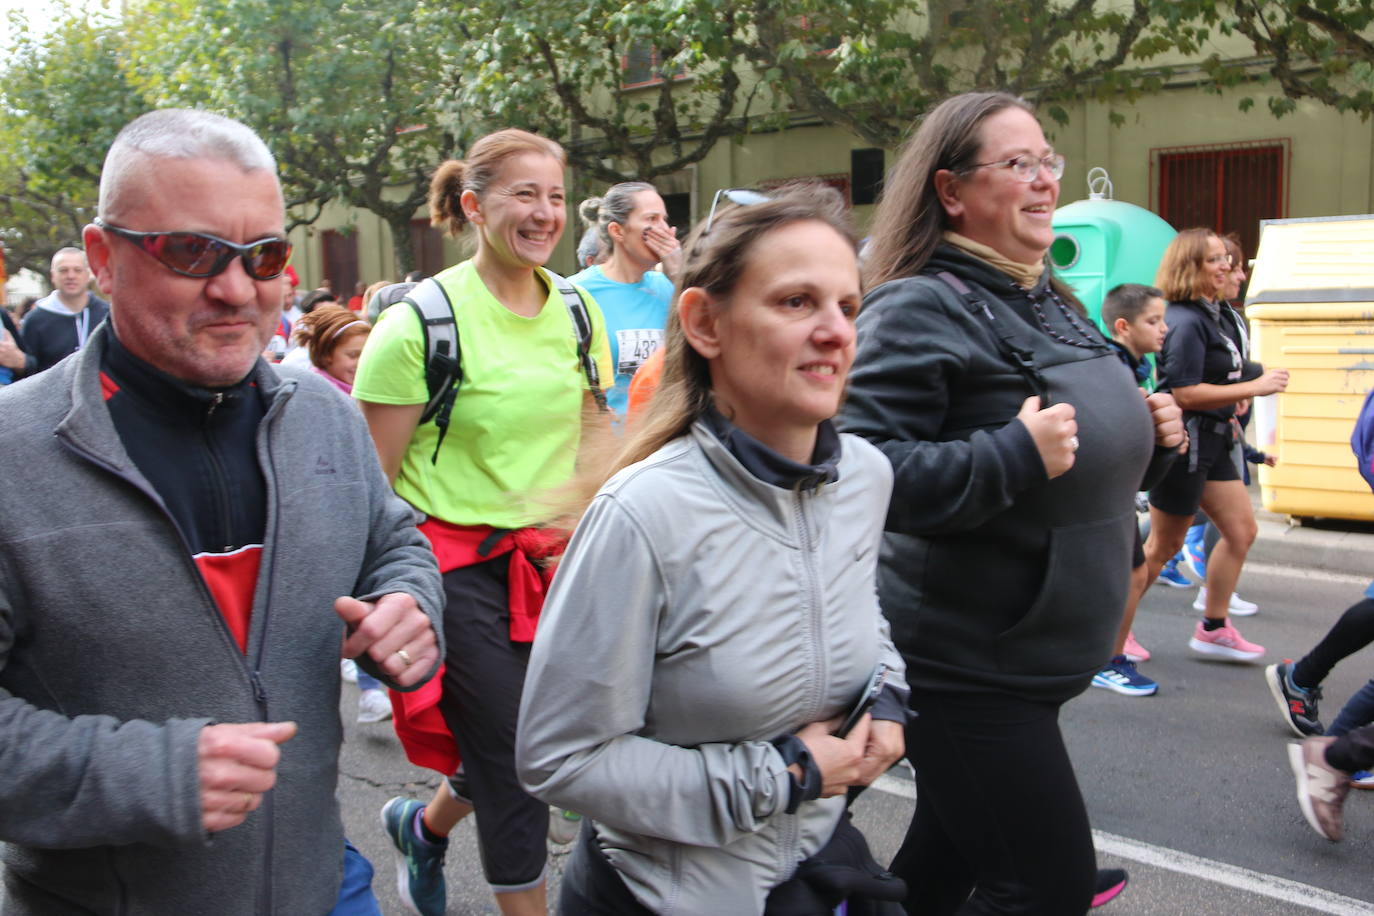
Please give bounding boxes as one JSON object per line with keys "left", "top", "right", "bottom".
{"left": 1247, "top": 215, "right": 1374, "bottom": 521}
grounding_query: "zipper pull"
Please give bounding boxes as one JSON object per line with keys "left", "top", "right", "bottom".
{"left": 250, "top": 671, "right": 268, "bottom": 706}
{"left": 205, "top": 391, "right": 224, "bottom": 420}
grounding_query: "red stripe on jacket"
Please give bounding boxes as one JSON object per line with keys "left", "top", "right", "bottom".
{"left": 194, "top": 546, "right": 263, "bottom": 653}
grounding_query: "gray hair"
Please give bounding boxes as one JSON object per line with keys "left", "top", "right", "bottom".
{"left": 578, "top": 182, "right": 656, "bottom": 257}
{"left": 575, "top": 228, "right": 602, "bottom": 268}
{"left": 50, "top": 247, "right": 87, "bottom": 270}
{"left": 99, "top": 109, "right": 278, "bottom": 217}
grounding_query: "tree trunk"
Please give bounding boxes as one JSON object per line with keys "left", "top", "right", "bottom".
{"left": 387, "top": 211, "right": 416, "bottom": 278}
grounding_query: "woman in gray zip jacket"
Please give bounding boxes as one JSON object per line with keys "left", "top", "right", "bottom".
{"left": 517, "top": 185, "right": 909, "bottom": 915}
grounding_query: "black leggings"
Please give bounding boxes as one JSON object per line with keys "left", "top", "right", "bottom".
{"left": 1291, "top": 598, "right": 1374, "bottom": 690}
{"left": 436, "top": 558, "right": 548, "bottom": 891}
{"left": 892, "top": 691, "right": 1096, "bottom": 915}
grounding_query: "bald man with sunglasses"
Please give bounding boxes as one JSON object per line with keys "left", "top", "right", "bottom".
{"left": 0, "top": 109, "right": 443, "bottom": 916}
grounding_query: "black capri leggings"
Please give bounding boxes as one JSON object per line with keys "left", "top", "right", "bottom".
{"left": 435, "top": 557, "right": 548, "bottom": 891}
{"left": 892, "top": 690, "right": 1097, "bottom": 915}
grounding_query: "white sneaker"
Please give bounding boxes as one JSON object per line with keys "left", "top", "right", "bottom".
{"left": 548, "top": 807, "right": 582, "bottom": 845}
{"left": 357, "top": 688, "right": 393, "bottom": 724}
{"left": 341, "top": 658, "right": 359, "bottom": 683}
{"left": 1192, "top": 586, "right": 1258, "bottom": 616}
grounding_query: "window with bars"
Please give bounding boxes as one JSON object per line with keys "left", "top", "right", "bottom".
{"left": 1151, "top": 139, "right": 1290, "bottom": 260}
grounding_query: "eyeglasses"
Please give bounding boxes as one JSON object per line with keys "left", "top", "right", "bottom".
{"left": 703, "top": 187, "right": 771, "bottom": 235}
{"left": 965, "top": 153, "right": 1066, "bottom": 183}
{"left": 1205, "top": 253, "right": 1236, "bottom": 267}
{"left": 93, "top": 217, "right": 293, "bottom": 281}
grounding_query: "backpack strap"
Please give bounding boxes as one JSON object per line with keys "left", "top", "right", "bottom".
{"left": 933, "top": 271, "right": 1053, "bottom": 407}
{"left": 545, "top": 270, "right": 609, "bottom": 413}
{"left": 403, "top": 278, "right": 462, "bottom": 464}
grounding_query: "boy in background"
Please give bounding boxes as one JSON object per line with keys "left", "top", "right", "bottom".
{"left": 1093, "top": 283, "right": 1170, "bottom": 697}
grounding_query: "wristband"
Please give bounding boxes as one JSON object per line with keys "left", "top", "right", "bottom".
{"left": 771, "top": 734, "right": 822, "bottom": 814}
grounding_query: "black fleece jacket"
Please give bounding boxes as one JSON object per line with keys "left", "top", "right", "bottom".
{"left": 20, "top": 295, "right": 110, "bottom": 375}
{"left": 839, "top": 245, "right": 1169, "bottom": 702}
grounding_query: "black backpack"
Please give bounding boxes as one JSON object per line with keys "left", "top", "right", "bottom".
{"left": 388, "top": 273, "right": 608, "bottom": 463}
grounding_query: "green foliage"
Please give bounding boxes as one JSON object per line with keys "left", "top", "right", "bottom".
{"left": 16, "top": 0, "right": 1374, "bottom": 279}
{"left": 125, "top": 0, "right": 461, "bottom": 271}
{"left": 731, "top": 0, "right": 1183, "bottom": 148}
{"left": 0, "top": 10, "right": 148, "bottom": 275}
{"left": 1152, "top": 0, "right": 1374, "bottom": 120}
{"left": 450, "top": 0, "right": 763, "bottom": 185}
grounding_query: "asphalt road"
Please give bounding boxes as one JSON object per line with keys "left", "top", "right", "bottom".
{"left": 335, "top": 559, "right": 1374, "bottom": 915}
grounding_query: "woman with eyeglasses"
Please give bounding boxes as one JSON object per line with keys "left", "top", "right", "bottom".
{"left": 517, "top": 184, "right": 909, "bottom": 914}
{"left": 838, "top": 92, "right": 1183, "bottom": 914}
{"left": 1158, "top": 233, "right": 1272, "bottom": 618}
{"left": 1127, "top": 229, "right": 1288, "bottom": 664}
{"left": 571, "top": 182, "right": 681, "bottom": 419}
{"left": 352, "top": 128, "right": 610, "bottom": 916}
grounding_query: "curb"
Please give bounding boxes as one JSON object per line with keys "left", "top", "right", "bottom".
{"left": 1249, "top": 513, "right": 1374, "bottom": 581}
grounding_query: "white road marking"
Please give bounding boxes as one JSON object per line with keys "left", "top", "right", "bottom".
{"left": 870, "top": 771, "right": 915, "bottom": 799}
{"left": 869, "top": 773, "right": 1374, "bottom": 914}
{"left": 1243, "top": 561, "right": 1370, "bottom": 586}
{"left": 1092, "top": 832, "right": 1374, "bottom": 915}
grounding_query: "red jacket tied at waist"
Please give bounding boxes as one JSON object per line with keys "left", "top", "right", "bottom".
{"left": 389, "top": 518, "right": 566, "bottom": 774}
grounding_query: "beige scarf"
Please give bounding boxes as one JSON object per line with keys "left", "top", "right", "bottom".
{"left": 942, "top": 231, "right": 1045, "bottom": 289}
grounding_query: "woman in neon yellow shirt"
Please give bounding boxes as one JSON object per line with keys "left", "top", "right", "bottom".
{"left": 353, "top": 128, "right": 609, "bottom": 916}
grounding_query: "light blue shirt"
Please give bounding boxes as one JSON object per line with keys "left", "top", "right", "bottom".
{"left": 569, "top": 265, "right": 674, "bottom": 415}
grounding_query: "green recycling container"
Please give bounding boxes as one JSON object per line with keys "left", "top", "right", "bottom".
{"left": 1051, "top": 187, "right": 1177, "bottom": 331}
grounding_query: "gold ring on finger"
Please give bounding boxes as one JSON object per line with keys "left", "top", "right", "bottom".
{"left": 396, "top": 648, "right": 412, "bottom": 666}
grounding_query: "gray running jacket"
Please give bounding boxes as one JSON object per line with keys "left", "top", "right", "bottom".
{"left": 517, "top": 421, "right": 907, "bottom": 915}
{"left": 0, "top": 328, "right": 443, "bottom": 914}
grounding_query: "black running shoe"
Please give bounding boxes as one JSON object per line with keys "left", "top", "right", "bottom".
{"left": 1265, "top": 661, "right": 1325, "bottom": 737}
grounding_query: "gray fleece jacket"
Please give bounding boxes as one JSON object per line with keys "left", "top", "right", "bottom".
{"left": 517, "top": 422, "right": 906, "bottom": 915}
{"left": 0, "top": 326, "right": 443, "bottom": 915}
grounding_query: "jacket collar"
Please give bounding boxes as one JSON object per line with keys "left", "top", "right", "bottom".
{"left": 700, "top": 405, "right": 841, "bottom": 491}
{"left": 53, "top": 322, "right": 293, "bottom": 473}
{"left": 688, "top": 416, "right": 840, "bottom": 540}
{"left": 1107, "top": 340, "right": 1152, "bottom": 385}
{"left": 926, "top": 243, "right": 1058, "bottom": 300}
{"left": 103, "top": 327, "right": 262, "bottom": 424}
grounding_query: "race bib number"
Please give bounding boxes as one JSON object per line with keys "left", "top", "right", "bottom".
{"left": 616, "top": 328, "right": 664, "bottom": 378}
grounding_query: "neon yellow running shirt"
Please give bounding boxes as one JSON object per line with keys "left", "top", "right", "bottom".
{"left": 353, "top": 260, "right": 610, "bottom": 528}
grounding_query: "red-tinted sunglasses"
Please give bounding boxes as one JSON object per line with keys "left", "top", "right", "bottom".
{"left": 94, "top": 217, "right": 293, "bottom": 281}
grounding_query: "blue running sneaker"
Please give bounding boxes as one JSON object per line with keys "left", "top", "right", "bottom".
{"left": 380, "top": 797, "right": 447, "bottom": 916}
{"left": 1092, "top": 656, "right": 1158, "bottom": 696}
{"left": 1182, "top": 524, "right": 1207, "bottom": 580}
{"left": 1156, "top": 558, "right": 1192, "bottom": 588}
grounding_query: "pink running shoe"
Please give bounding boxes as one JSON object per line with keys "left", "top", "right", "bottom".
{"left": 1188, "top": 620, "right": 1264, "bottom": 661}
{"left": 1124, "top": 631, "right": 1150, "bottom": 663}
